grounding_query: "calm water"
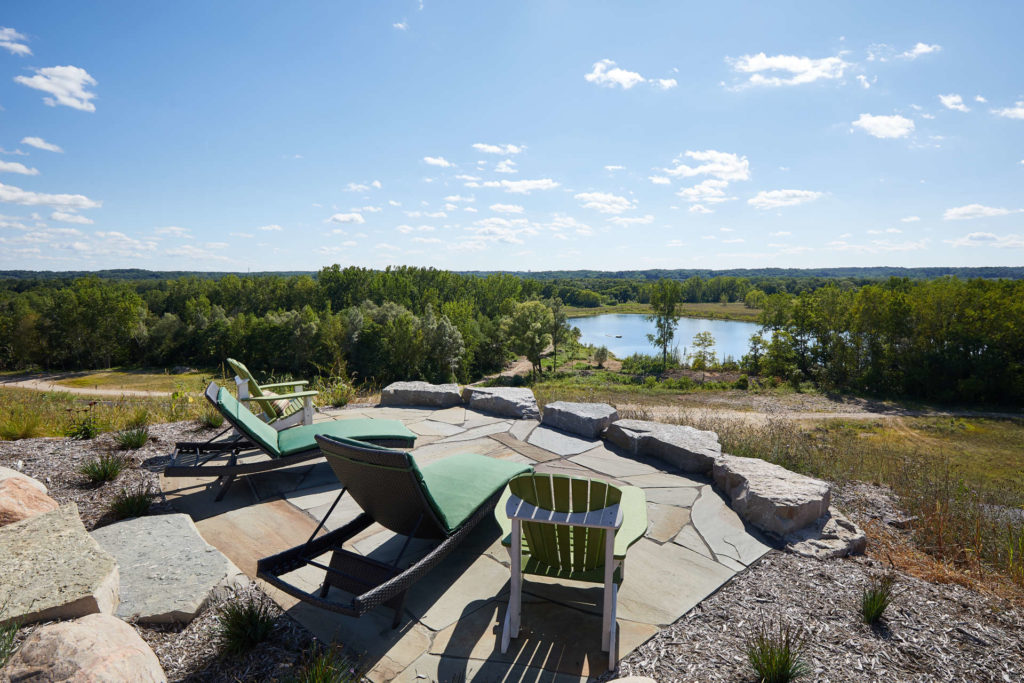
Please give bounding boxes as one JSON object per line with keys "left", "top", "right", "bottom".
{"left": 568, "top": 314, "right": 761, "bottom": 361}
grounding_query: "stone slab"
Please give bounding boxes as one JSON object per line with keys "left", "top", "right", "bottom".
{"left": 528, "top": 426, "right": 601, "bottom": 457}
{"left": 410, "top": 437, "right": 509, "bottom": 466}
{"left": 784, "top": 506, "right": 867, "bottom": 559}
{"left": 463, "top": 386, "right": 540, "bottom": 420}
{"left": 407, "top": 419, "right": 466, "bottom": 438}
{"left": 541, "top": 401, "right": 619, "bottom": 439}
{"left": 90, "top": 513, "right": 247, "bottom": 623}
{"left": 690, "top": 486, "right": 773, "bottom": 566}
{"left": 645, "top": 502, "right": 691, "bottom": 543}
{"left": 381, "top": 381, "right": 464, "bottom": 407}
{"left": 0, "top": 504, "right": 119, "bottom": 625}
{"left": 405, "top": 553, "right": 511, "bottom": 632}
{"left": 621, "top": 472, "right": 706, "bottom": 488}
{"left": 428, "top": 405, "right": 468, "bottom": 424}
{"left": 568, "top": 446, "right": 661, "bottom": 478}
{"left": 393, "top": 652, "right": 586, "bottom": 683}
{"left": 509, "top": 418, "right": 540, "bottom": 441}
{"left": 642, "top": 486, "right": 700, "bottom": 507}
{"left": 606, "top": 419, "right": 721, "bottom": 474}
{"left": 490, "top": 431, "right": 562, "bottom": 463}
{"left": 438, "top": 421, "right": 512, "bottom": 443}
{"left": 673, "top": 524, "right": 715, "bottom": 560}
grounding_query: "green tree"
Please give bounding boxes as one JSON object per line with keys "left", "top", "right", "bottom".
{"left": 504, "top": 301, "right": 553, "bottom": 379}
{"left": 545, "top": 298, "right": 571, "bottom": 371}
{"left": 593, "top": 345, "right": 609, "bottom": 368}
{"left": 689, "top": 331, "right": 716, "bottom": 383}
{"left": 646, "top": 279, "right": 683, "bottom": 371}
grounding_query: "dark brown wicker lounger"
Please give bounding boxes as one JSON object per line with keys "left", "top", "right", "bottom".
{"left": 257, "top": 435, "right": 532, "bottom": 627}
{"left": 164, "top": 383, "right": 416, "bottom": 500}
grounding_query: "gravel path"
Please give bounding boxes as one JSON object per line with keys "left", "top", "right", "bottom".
{"left": 0, "top": 374, "right": 171, "bottom": 397}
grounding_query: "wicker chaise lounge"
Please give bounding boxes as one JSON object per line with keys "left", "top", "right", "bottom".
{"left": 257, "top": 435, "right": 533, "bottom": 627}
{"left": 165, "top": 383, "right": 416, "bottom": 500}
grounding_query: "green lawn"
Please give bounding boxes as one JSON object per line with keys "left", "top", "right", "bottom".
{"left": 565, "top": 301, "right": 761, "bottom": 322}
{"left": 53, "top": 367, "right": 219, "bottom": 393}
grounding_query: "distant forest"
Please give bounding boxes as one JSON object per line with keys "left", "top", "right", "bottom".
{"left": 1, "top": 266, "right": 1022, "bottom": 404}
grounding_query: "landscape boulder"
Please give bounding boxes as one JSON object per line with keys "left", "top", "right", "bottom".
{"left": 1, "top": 613, "right": 166, "bottom": 682}
{"left": 541, "top": 401, "right": 619, "bottom": 439}
{"left": 0, "top": 504, "right": 119, "bottom": 625}
{"left": 462, "top": 386, "right": 540, "bottom": 419}
{"left": 0, "top": 465, "right": 47, "bottom": 494}
{"left": 712, "top": 454, "right": 831, "bottom": 536}
{"left": 90, "top": 513, "right": 247, "bottom": 623}
{"left": 784, "top": 506, "right": 867, "bottom": 559}
{"left": 605, "top": 419, "right": 721, "bottom": 473}
{"left": 381, "top": 381, "right": 464, "bottom": 407}
{"left": 0, "top": 476, "right": 58, "bottom": 527}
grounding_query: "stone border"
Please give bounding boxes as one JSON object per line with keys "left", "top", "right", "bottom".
{"left": 380, "top": 382, "right": 866, "bottom": 557}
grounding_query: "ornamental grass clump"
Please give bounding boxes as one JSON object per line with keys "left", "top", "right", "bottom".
{"left": 217, "top": 594, "right": 276, "bottom": 655}
{"left": 198, "top": 408, "right": 225, "bottom": 428}
{"left": 745, "top": 618, "right": 810, "bottom": 683}
{"left": 0, "top": 610, "right": 17, "bottom": 668}
{"left": 0, "top": 411, "right": 42, "bottom": 441}
{"left": 79, "top": 453, "right": 129, "bottom": 483}
{"left": 289, "top": 647, "right": 360, "bottom": 683}
{"left": 109, "top": 484, "right": 153, "bottom": 520}
{"left": 861, "top": 573, "right": 897, "bottom": 624}
{"left": 114, "top": 426, "right": 150, "bottom": 450}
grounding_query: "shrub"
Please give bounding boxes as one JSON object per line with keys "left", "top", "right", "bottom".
{"left": 79, "top": 453, "right": 129, "bottom": 483}
{"left": 745, "top": 619, "right": 810, "bottom": 683}
{"left": 109, "top": 485, "right": 153, "bottom": 520}
{"left": 217, "top": 594, "right": 276, "bottom": 655}
{"left": 734, "top": 374, "right": 749, "bottom": 390}
{"left": 318, "top": 378, "right": 356, "bottom": 408}
{"left": 198, "top": 409, "right": 225, "bottom": 429}
{"left": 65, "top": 415, "right": 101, "bottom": 440}
{"left": 126, "top": 407, "right": 150, "bottom": 429}
{"left": 593, "top": 345, "right": 609, "bottom": 368}
{"left": 289, "top": 647, "right": 360, "bottom": 683}
{"left": 861, "top": 573, "right": 897, "bottom": 624}
{"left": 114, "top": 426, "right": 149, "bottom": 450}
{"left": 0, "top": 413, "right": 42, "bottom": 441}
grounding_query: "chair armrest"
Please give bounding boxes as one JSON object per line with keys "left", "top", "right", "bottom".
{"left": 505, "top": 495, "right": 623, "bottom": 530}
{"left": 260, "top": 380, "right": 310, "bottom": 389}
{"left": 240, "top": 390, "right": 320, "bottom": 402}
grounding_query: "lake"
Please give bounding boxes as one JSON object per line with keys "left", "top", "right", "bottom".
{"left": 568, "top": 314, "right": 761, "bottom": 361}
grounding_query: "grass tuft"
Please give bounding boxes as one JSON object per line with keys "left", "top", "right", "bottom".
{"left": 198, "top": 409, "right": 225, "bottom": 428}
{"left": 113, "top": 426, "right": 150, "bottom": 450}
{"left": 288, "top": 647, "right": 360, "bottom": 683}
{"left": 217, "top": 594, "right": 276, "bottom": 655}
{"left": 861, "top": 573, "right": 897, "bottom": 624}
{"left": 126, "top": 407, "right": 151, "bottom": 429}
{"left": 109, "top": 484, "right": 153, "bottom": 519}
{"left": 0, "top": 616, "right": 17, "bottom": 669}
{"left": 65, "top": 414, "right": 101, "bottom": 440}
{"left": 746, "top": 618, "right": 810, "bottom": 683}
{"left": 0, "top": 413, "right": 42, "bottom": 441}
{"left": 79, "top": 453, "right": 129, "bottom": 483}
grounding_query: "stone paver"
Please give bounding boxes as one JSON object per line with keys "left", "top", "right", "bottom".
{"left": 91, "top": 514, "right": 247, "bottom": 623}
{"left": 160, "top": 403, "right": 777, "bottom": 682}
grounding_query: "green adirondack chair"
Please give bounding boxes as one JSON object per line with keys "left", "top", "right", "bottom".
{"left": 227, "top": 358, "right": 317, "bottom": 430}
{"left": 496, "top": 472, "right": 648, "bottom": 670}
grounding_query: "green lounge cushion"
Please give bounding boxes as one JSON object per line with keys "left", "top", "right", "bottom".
{"left": 414, "top": 453, "right": 532, "bottom": 533}
{"left": 217, "top": 386, "right": 281, "bottom": 455}
{"left": 279, "top": 419, "right": 415, "bottom": 456}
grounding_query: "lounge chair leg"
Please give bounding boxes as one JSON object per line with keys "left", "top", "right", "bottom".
{"left": 213, "top": 452, "right": 239, "bottom": 502}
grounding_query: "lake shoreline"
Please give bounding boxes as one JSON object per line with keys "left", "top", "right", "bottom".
{"left": 568, "top": 312, "right": 762, "bottom": 360}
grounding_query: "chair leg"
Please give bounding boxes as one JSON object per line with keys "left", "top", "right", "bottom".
{"left": 502, "top": 521, "right": 523, "bottom": 653}
{"left": 607, "top": 583, "right": 619, "bottom": 670}
{"left": 302, "top": 396, "right": 314, "bottom": 425}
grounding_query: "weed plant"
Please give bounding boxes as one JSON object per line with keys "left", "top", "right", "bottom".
{"left": 289, "top": 647, "right": 360, "bottom": 683}
{"left": 861, "top": 573, "right": 897, "bottom": 624}
{"left": 746, "top": 619, "right": 810, "bottom": 683}
{"left": 0, "top": 602, "right": 17, "bottom": 669}
{"left": 114, "top": 426, "right": 149, "bottom": 450}
{"left": 126, "top": 407, "right": 150, "bottom": 429}
{"left": 198, "top": 409, "right": 225, "bottom": 428}
{"left": 79, "top": 453, "right": 129, "bottom": 483}
{"left": 109, "top": 485, "right": 153, "bottom": 519}
{"left": 66, "top": 414, "right": 101, "bottom": 440}
{"left": 217, "top": 594, "right": 276, "bottom": 655}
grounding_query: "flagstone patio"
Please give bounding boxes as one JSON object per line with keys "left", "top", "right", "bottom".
{"left": 160, "top": 404, "right": 773, "bottom": 682}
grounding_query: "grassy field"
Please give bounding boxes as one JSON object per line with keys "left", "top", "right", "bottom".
{"left": 53, "top": 367, "right": 218, "bottom": 393}
{"left": 564, "top": 301, "right": 761, "bottom": 322}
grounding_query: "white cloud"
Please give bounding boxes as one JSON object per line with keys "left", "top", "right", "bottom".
{"left": 608, "top": 214, "right": 654, "bottom": 226}
{"left": 166, "top": 243, "right": 229, "bottom": 260}
{"left": 664, "top": 150, "right": 750, "bottom": 181}
{"left": 584, "top": 59, "right": 645, "bottom": 89}
{"left": 851, "top": 113, "right": 915, "bottom": 139}
{"left": 444, "top": 194, "right": 474, "bottom": 203}
{"left": 677, "top": 179, "right": 731, "bottom": 204}
{"left": 472, "top": 143, "right": 523, "bottom": 155}
{"left": 259, "top": 223, "right": 285, "bottom": 231}
{"left": 396, "top": 224, "right": 435, "bottom": 234}
{"left": 901, "top": 216, "right": 921, "bottom": 222}
{"left": 455, "top": 174, "right": 480, "bottom": 182}
{"left": 490, "top": 203, "right": 523, "bottom": 214}
{"left": 388, "top": 199, "right": 401, "bottom": 206}
{"left": 649, "top": 176, "right": 671, "bottom": 185}
{"left": 770, "top": 231, "right": 792, "bottom": 236}
{"left": 575, "top": 191, "right": 634, "bottom": 214}
{"left": 605, "top": 165, "right": 625, "bottom": 172}
{"left": 495, "top": 159, "right": 517, "bottom": 174}
{"left": 942, "top": 204, "right": 1013, "bottom": 220}
{"left": 393, "top": 21, "right": 408, "bottom": 30}
{"left": 900, "top": 42, "right": 941, "bottom": 60}
{"left": 946, "top": 232, "right": 1024, "bottom": 248}
{"left": 359, "top": 205, "right": 382, "bottom": 213}
{"left": 412, "top": 236, "right": 442, "bottom": 244}
{"left": 655, "top": 78, "right": 677, "bottom": 90}
{"left": 14, "top": 65, "right": 98, "bottom": 112}
{"left": 667, "top": 239, "right": 686, "bottom": 247}
{"left": 689, "top": 204, "right": 712, "bottom": 214}
{"left": 0, "top": 161, "right": 39, "bottom": 176}
{"left": 0, "top": 27, "right": 30, "bottom": 56}
{"left": 727, "top": 53, "right": 847, "bottom": 87}
{"left": 345, "top": 181, "right": 381, "bottom": 192}
{"left": 230, "top": 232, "right": 253, "bottom": 238}
{"left": 975, "top": 95, "right": 987, "bottom": 103}
{"left": 992, "top": 101, "right": 1024, "bottom": 119}
{"left": 327, "top": 213, "right": 365, "bottom": 225}
{"left": 0, "top": 182, "right": 100, "bottom": 209}
{"left": 748, "top": 189, "right": 823, "bottom": 210}
{"left": 856, "top": 75, "right": 875, "bottom": 89}
{"left": 423, "top": 156, "right": 453, "bottom": 167}
{"left": 155, "top": 226, "right": 190, "bottom": 237}
{"left": 500, "top": 178, "right": 559, "bottom": 194}
{"left": 939, "top": 93, "right": 969, "bottom": 112}
{"left": 50, "top": 211, "right": 92, "bottom": 224}
{"left": 21, "top": 136, "right": 63, "bottom": 153}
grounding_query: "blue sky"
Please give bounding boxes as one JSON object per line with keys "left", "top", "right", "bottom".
{"left": 1, "top": 1, "right": 1022, "bottom": 272}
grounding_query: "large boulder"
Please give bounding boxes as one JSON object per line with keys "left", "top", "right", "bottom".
{"left": 462, "top": 387, "right": 539, "bottom": 420}
{"left": 0, "top": 477, "right": 58, "bottom": 527}
{"left": 541, "top": 401, "right": 619, "bottom": 439}
{"left": 605, "top": 419, "right": 721, "bottom": 473}
{"left": 712, "top": 454, "right": 831, "bottom": 536}
{"left": 90, "top": 513, "right": 247, "bottom": 623}
{"left": 0, "top": 466, "right": 47, "bottom": 494}
{"left": 381, "top": 381, "right": 463, "bottom": 407}
{"left": 0, "top": 505, "right": 119, "bottom": 625}
{"left": 785, "top": 506, "right": 867, "bottom": 559}
{"left": 1, "top": 613, "right": 166, "bottom": 682}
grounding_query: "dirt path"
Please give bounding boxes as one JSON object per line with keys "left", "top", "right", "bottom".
{"left": 614, "top": 402, "right": 1021, "bottom": 425}
{"left": 0, "top": 375, "right": 172, "bottom": 398}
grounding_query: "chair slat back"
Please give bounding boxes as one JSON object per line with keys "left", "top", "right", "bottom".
{"left": 508, "top": 473, "right": 622, "bottom": 573}
{"left": 227, "top": 358, "right": 282, "bottom": 418}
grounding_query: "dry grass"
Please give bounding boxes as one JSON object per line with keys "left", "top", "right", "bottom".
{"left": 53, "top": 368, "right": 213, "bottom": 393}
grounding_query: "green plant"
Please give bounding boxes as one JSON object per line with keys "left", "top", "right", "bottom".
{"left": 861, "top": 573, "right": 897, "bottom": 624}
{"left": 745, "top": 618, "right": 810, "bottom": 683}
{"left": 65, "top": 414, "right": 101, "bottom": 440}
{"left": 114, "top": 426, "right": 150, "bottom": 450}
{"left": 289, "top": 647, "right": 360, "bottom": 683}
{"left": 79, "top": 453, "right": 129, "bottom": 483}
{"left": 109, "top": 485, "right": 153, "bottom": 520}
{"left": 217, "top": 594, "right": 276, "bottom": 655}
{"left": 0, "top": 413, "right": 42, "bottom": 441}
{"left": 318, "top": 377, "right": 356, "bottom": 408}
{"left": 198, "top": 409, "right": 225, "bottom": 428}
{"left": 0, "top": 602, "right": 18, "bottom": 669}
{"left": 126, "top": 407, "right": 150, "bottom": 429}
